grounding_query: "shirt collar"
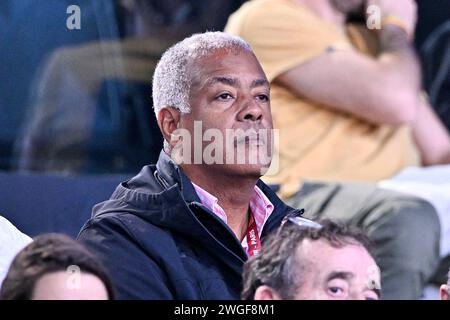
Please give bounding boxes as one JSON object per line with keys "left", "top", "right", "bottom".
{"left": 191, "top": 182, "right": 274, "bottom": 231}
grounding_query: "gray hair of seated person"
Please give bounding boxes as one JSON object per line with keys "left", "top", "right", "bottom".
{"left": 152, "top": 31, "right": 252, "bottom": 117}
{"left": 241, "top": 219, "right": 373, "bottom": 300}
{"left": 152, "top": 32, "right": 252, "bottom": 150}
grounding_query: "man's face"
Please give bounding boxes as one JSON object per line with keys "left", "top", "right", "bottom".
{"left": 292, "top": 239, "right": 380, "bottom": 300}
{"left": 330, "top": 0, "right": 365, "bottom": 14}
{"left": 175, "top": 47, "right": 273, "bottom": 177}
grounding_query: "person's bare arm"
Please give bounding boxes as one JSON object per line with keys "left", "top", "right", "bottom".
{"left": 412, "top": 98, "right": 450, "bottom": 165}
{"left": 275, "top": 1, "right": 420, "bottom": 125}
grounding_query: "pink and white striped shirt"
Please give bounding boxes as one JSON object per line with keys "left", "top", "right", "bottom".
{"left": 192, "top": 182, "right": 274, "bottom": 257}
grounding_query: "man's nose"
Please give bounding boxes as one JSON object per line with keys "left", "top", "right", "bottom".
{"left": 237, "top": 97, "right": 263, "bottom": 122}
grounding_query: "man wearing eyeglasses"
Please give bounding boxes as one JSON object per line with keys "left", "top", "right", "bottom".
{"left": 242, "top": 219, "right": 381, "bottom": 300}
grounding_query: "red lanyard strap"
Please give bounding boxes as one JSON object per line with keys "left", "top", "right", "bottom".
{"left": 246, "top": 212, "right": 261, "bottom": 257}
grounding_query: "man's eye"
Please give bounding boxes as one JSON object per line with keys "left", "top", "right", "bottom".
{"left": 256, "top": 94, "right": 269, "bottom": 102}
{"left": 327, "top": 280, "right": 348, "bottom": 298}
{"left": 328, "top": 287, "right": 344, "bottom": 295}
{"left": 217, "top": 93, "right": 233, "bottom": 100}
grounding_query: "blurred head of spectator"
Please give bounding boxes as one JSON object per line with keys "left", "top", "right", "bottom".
{"left": 119, "top": 0, "right": 196, "bottom": 39}
{"left": 0, "top": 234, "right": 114, "bottom": 300}
{"left": 118, "top": 0, "right": 245, "bottom": 39}
{"left": 440, "top": 270, "right": 450, "bottom": 300}
{"left": 242, "top": 219, "right": 381, "bottom": 300}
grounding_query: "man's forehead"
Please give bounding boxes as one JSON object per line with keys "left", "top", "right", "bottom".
{"left": 185, "top": 48, "right": 267, "bottom": 93}
{"left": 204, "top": 76, "right": 269, "bottom": 88}
{"left": 296, "top": 239, "right": 374, "bottom": 266}
{"left": 191, "top": 74, "right": 267, "bottom": 95}
{"left": 190, "top": 48, "right": 263, "bottom": 74}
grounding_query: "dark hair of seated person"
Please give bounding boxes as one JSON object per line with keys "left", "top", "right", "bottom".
{"left": 0, "top": 233, "right": 115, "bottom": 300}
{"left": 241, "top": 219, "right": 374, "bottom": 300}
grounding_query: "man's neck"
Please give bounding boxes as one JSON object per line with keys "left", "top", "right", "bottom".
{"left": 182, "top": 165, "right": 258, "bottom": 241}
{"left": 293, "top": 0, "right": 346, "bottom": 26}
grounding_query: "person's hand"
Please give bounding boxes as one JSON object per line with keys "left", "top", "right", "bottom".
{"left": 366, "top": 0, "right": 417, "bottom": 38}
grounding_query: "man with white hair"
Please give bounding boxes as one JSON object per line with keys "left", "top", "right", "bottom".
{"left": 78, "top": 31, "right": 304, "bottom": 299}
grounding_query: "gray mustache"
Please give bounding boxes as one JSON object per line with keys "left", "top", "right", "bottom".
{"left": 233, "top": 129, "right": 270, "bottom": 145}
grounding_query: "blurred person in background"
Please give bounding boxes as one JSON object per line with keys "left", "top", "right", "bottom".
{"left": 0, "top": 233, "right": 114, "bottom": 300}
{"left": 226, "top": 0, "right": 450, "bottom": 299}
{"left": 15, "top": 0, "right": 245, "bottom": 175}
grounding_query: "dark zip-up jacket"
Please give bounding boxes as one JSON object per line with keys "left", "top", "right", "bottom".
{"left": 78, "top": 151, "right": 301, "bottom": 299}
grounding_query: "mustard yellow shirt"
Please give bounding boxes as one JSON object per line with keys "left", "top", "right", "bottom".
{"left": 225, "top": 0, "right": 420, "bottom": 199}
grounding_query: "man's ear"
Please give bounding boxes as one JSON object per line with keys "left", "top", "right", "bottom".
{"left": 157, "top": 107, "right": 181, "bottom": 147}
{"left": 440, "top": 285, "right": 450, "bottom": 300}
{"left": 254, "top": 285, "right": 282, "bottom": 300}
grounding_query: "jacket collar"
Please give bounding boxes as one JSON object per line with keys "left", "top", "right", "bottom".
{"left": 151, "top": 149, "right": 300, "bottom": 244}
{"left": 154, "top": 150, "right": 201, "bottom": 204}
{"left": 98, "top": 150, "right": 300, "bottom": 275}
{"left": 154, "top": 150, "right": 295, "bottom": 218}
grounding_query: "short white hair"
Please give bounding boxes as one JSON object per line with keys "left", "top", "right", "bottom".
{"left": 152, "top": 31, "right": 252, "bottom": 118}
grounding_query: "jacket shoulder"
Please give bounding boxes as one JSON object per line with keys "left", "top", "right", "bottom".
{"left": 79, "top": 209, "right": 168, "bottom": 243}
{"left": 77, "top": 211, "right": 175, "bottom": 299}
